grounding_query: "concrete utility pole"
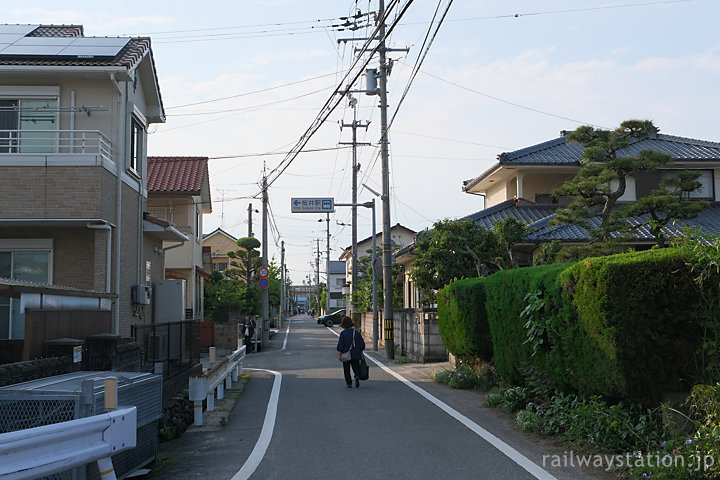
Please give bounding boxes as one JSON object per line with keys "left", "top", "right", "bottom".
{"left": 247, "top": 203, "right": 253, "bottom": 238}
{"left": 261, "top": 172, "right": 269, "bottom": 349}
{"left": 378, "top": 0, "right": 394, "bottom": 359}
{"left": 340, "top": 97, "right": 370, "bottom": 319}
{"left": 280, "top": 240, "right": 285, "bottom": 328}
{"left": 315, "top": 238, "right": 320, "bottom": 314}
{"left": 325, "top": 213, "right": 331, "bottom": 315}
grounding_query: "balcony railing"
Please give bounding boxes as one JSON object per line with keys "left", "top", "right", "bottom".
{"left": 0, "top": 129, "right": 112, "bottom": 161}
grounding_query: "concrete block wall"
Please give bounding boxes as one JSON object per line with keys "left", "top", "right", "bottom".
{"left": 359, "top": 308, "right": 447, "bottom": 363}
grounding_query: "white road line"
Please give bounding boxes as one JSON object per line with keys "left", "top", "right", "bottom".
{"left": 281, "top": 319, "right": 291, "bottom": 351}
{"left": 328, "top": 328, "right": 557, "bottom": 480}
{"left": 230, "top": 368, "right": 282, "bottom": 480}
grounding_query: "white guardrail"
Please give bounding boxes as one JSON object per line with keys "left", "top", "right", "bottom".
{"left": 189, "top": 346, "right": 246, "bottom": 426}
{"left": 0, "top": 406, "right": 137, "bottom": 480}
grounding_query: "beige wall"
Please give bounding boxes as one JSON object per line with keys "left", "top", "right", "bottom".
{"left": 203, "top": 232, "right": 239, "bottom": 272}
{"left": 484, "top": 180, "right": 508, "bottom": 208}
{"left": 521, "top": 172, "right": 575, "bottom": 202}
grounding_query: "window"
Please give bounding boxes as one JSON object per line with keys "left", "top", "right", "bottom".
{"left": 0, "top": 98, "right": 58, "bottom": 153}
{"left": 0, "top": 249, "right": 51, "bottom": 339}
{"left": 214, "top": 262, "right": 228, "bottom": 272}
{"left": 130, "top": 117, "right": 144, "bottom": 172}
{"left": 636, "top": 170, "right": 714, "bottom": 200}
{"left": 663, "top": 170, "right": 714, "bottom": 199}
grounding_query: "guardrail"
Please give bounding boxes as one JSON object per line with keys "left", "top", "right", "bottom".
{"left": 0, "top": 406, "right": 137, "bottom": 480}
{"left": 188, "top": 346, "right": 246, "bottom": 426}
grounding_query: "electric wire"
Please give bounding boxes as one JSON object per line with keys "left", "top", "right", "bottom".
{"left": 264, "top": 0, "right": 413, "bottom": 190}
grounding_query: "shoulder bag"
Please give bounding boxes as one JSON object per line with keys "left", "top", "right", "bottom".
{"left": 340, "top": 329, "right": 355, "bottom": 362}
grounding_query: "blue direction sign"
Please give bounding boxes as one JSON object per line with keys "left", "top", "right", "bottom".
{"left": 291, "top": 197, "right": 335, "bottom": 213}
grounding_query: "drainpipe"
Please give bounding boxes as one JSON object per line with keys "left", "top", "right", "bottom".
{"left": 110, "top": 73, "right": 126, "bottom": 335}
{"left": 86, "top": 222, "right": 112, "bottom": 293}
{"left": 70, "top": 90, "right": 76, "bottom": 153}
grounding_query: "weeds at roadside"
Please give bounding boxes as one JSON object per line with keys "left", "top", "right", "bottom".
{"left": 432, "top": 362, "right": 497, "bottom": 391}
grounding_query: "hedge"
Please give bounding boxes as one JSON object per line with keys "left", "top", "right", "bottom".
{"left": 437, "top": 248, "right": 705, "bottom": 404}
{"left": 483, "top": 262, "right": 573, "bottom": 386}
{"left": 559, "top": 248, "right": 702, "bottom": 402}
{"left": 437, "top": 278, "right": 492, "bottom": 361}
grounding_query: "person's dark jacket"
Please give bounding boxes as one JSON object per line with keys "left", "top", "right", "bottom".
{"left": 337, "top": 328, "right": 365, "bottom": 360}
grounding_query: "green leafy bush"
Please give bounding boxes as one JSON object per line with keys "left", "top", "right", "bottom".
{"left": 432, "top": 362, "right": 496, "bottom": 390}
{"left": 437, "top": 278, "right": 492, "bottom": 360}
{"left": 483, "top": 262, "right": 573, "bottom": 386}
{"left": 560, "top": 248, "right": 702, "bottom": 402}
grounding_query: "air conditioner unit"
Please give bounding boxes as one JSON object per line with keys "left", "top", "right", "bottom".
{"left": 131, "top": 284, "right": 151, "bottom": 305}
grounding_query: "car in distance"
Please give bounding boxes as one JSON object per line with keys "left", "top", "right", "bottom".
{"left": 317, "top": 309, "right": 346, "bottom": 327}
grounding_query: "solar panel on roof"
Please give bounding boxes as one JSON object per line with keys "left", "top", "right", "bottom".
{"left": 0, "top": 29, "right": 130, "bottom": 59}
{"left": 0, "top": 24, "right": 39, "bottom": 35}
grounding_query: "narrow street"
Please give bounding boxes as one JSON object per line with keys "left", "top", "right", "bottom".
{"left": 148, "top": 314, "right": 612, "bottom": 480}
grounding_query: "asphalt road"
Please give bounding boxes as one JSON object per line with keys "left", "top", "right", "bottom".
{"left": 148, "top": 314, "right": 612, "bottom": 480}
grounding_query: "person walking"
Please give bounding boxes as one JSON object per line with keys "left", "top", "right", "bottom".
{"left": 244, "top": 315, "right": 256, "bottom": 353}
{"left": 336, "top": 316, "right": 365, "bottom": 388}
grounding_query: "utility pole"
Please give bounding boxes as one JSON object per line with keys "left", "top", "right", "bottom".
{"left": 261, "top": 170, "right": 269, "bottom": 349}
{"left": 280, "top": 240, "right": 285, "bottom": 329}
{"left": 315, "top": 238, "right": 320, "bottom": 314}
{"left": 247, "top": 203, "right": 254, "bottom": 238}
{"left": 378, "top": 0, "right": 394, "bottom": 359}
{"left": 340, "top": 97, "right": 370, "bottom": 319}
{"left": 325, "top": 213, "right": 331, "bottom": 315}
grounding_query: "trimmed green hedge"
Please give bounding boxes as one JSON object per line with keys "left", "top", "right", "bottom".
{"left": 437, "top": 248, "right": 705, "bottom": 404}
{"left": 483, "top": 262, "right": 573, "bottom": 386}
{"left": 559, "top": 248, "right": 701, "bottom": 402}
{"left": 437, "top": 278, "right": 492, "bottom": 361}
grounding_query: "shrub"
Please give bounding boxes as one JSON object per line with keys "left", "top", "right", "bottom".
{"left": 560, "top": 248, "right": 702, "bottom": 403}
{"left": 483, "top": 262, "right": 573, "bottom": 386}
{"left": 437, "top": 278, "right": 492, "bottom": 360}
{"left": 432, "top": 362, "right": 497, "bottom": 390}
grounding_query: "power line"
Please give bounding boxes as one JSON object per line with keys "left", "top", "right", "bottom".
{"left": 166, "top": 71, "right": 348, "bottom": 109}
{"left": 165, "top": 86, "right": 334, "bottom": 116}
{"left": 208, "top": 146, "right": 352, "bottom": 160}
{"left": 414, "top": 66, "right": 608, "bottom": 129}
{"left": 265, "top": 0, "right": 412, "bottom": 189}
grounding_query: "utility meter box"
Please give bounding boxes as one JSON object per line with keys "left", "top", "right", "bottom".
{"left": 154, "top": 279, "right": 185, "bottom": 323}
{"left": 131, "top": 284, "right": 151, "bottom": 305}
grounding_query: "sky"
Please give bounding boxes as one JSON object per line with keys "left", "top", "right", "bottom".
{"left": 6, "top": 0, "right": 720, "bottom": 285}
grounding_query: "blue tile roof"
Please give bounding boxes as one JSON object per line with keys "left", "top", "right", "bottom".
{"left": 461, "top": 199, "right": 557, "bottom": 229}
{"left": 501, "top": 133, "right": 720, "bottom": 166}
{"left": 464, "top": 131, "right": 720, "bottom": 191}
{"left": 526, "top": 203, "right": 720, "bottom": 243}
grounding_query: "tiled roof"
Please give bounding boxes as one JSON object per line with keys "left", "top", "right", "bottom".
{"left": 0, "top": 24, "right": 151, "bottom": 71}
{"left": 526, "top": 203, "right": 720, "bottom": 243}
{"left": 27, "top": 25, "right": 84, "bottom": 37}
{"left": 147, "top": 156, "right": 209, "bottom": 195}
{"left": 500, "top": 132, "right": 720, "bottom": 166}
{"left": 464, "top": 131, "right": 720, "bottom": 191}
{"left": 460, "top": 198, "right": 557, "bottom": 229}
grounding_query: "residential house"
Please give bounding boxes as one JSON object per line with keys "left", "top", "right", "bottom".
{"left": 462, "top": 128, "right": 720, "bottom": 257}
{"left": 147, "top": 156, "right": 212, "bottom": 323}
{"left": 398, "top": 128, "right": 720, "bottom": 309}
{"left": 203, "top": 227, "right": 238, "bottom": 274}
{"left": 326, "top": 260, "right": 346, "bottom": 313}
{"left": 0, "top": 24, "right": 169, "bottom": 360}
{"left": 339, "top": 223, "right": 415, "bottom": 311}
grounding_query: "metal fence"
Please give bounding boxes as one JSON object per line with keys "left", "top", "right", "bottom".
{"left": 131, "top": 320, "right": 199, "bottom": 380}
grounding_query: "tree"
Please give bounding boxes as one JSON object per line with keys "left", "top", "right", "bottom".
{"left": 552, "top": 120, "right": 670, "bottom": 242}
{"left": 620, "top": 169, "right": 709, "bottom": 247}
{"left": 203, "top": 271, "right": 249, "bottom": 318}
{"left": 352, "top": 248, "right": 403, "bottom": 312}
{"left": 410, "top": 219, "right": 507, "bottom": 303}
{"left": 226, "top": 237, "right": 261, "bottom": 287}
{"left": 226, "top": 236, "right": 262, "bottom": 313}
{"left": 493, "top": 216, "right": 527, "bottom": 268}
